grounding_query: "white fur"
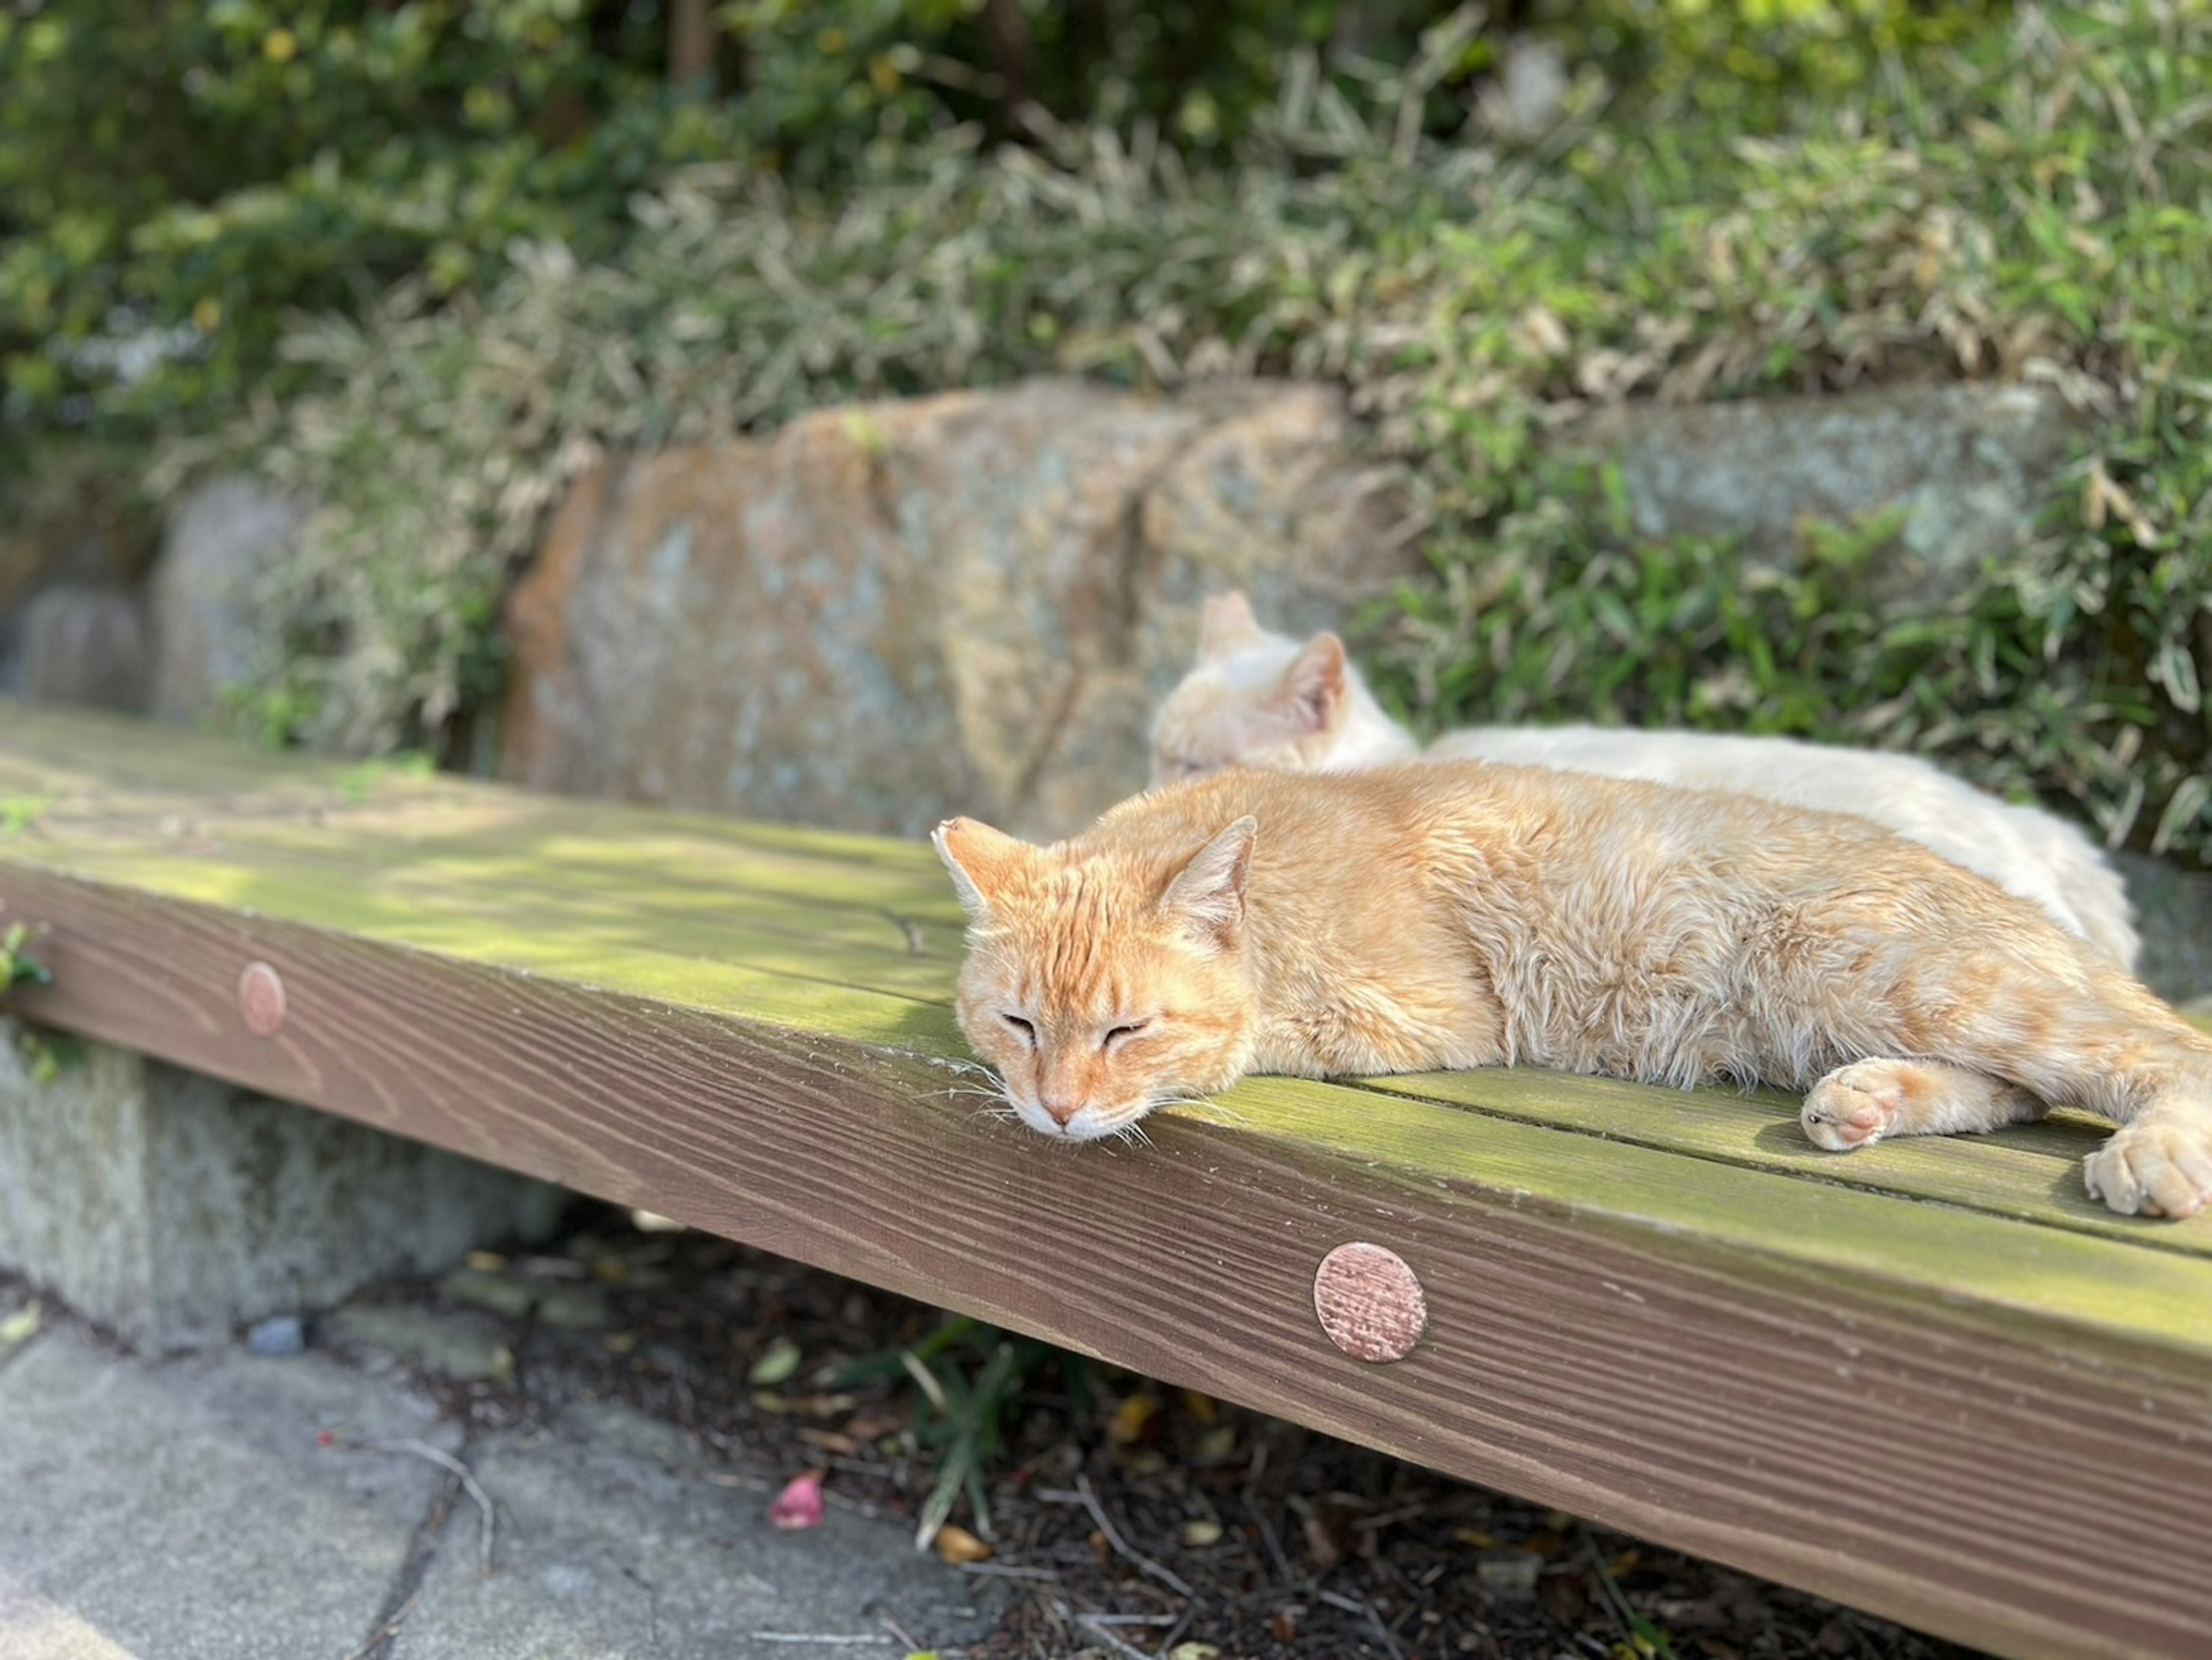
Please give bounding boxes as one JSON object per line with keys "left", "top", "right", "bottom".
{"left": 1150, "top": 597, "right": 2139, "bottom": 969}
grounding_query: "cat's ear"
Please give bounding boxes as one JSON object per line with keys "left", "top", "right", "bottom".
{"left": 1161, "top": 815, "right": 1258, "bottom": 951}
{"left": 1198, "top": 591, "right": 1262, "bottom": 663}
{"left": 933, "top": 817, "right": 1031, "bottom": 918}
{"left": 1274, "top": 633, "right": 1348, "bottom": 735}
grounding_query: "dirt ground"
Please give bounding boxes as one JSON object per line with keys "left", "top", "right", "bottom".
{"left": 357, "top": 1201, "right": 1983, "bottom": 1660}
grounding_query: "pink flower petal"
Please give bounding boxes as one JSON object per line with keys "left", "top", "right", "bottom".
{"left": 768, "top": 1469, "right": 825, "bottom": 1530}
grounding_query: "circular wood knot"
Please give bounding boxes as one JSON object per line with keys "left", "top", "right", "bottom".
{"left": 238, "top": 961, "right": 286, "bottom": 1038}
{"left": 1312, "top": 1242, "right": 1427, "bottom": 1363}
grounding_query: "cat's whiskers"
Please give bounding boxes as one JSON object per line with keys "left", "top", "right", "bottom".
{"left": 926, "top": 1084, "right": 1012, "bottom": 1104}
{"left": 1153, "top": 1094, "right": 1243, "bottom": 1125}
{"left": 1106, "top": 1118, "right": 1154, "bottom": 1149}
{"left": 934, "top": 1057, "right": 999, "bottom": 1080}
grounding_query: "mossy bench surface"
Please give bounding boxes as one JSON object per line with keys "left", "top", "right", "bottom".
{"left": 1, "top": 701, "right": 2205, "bottom": 1660}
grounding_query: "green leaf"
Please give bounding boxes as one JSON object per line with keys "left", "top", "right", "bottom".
{"left": 747, "top": 1335, "right": 804, "bottom": 1386}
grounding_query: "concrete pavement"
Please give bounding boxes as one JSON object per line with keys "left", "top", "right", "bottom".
{"left": 0, "top": 1287, "right": 1000, "bottom": 1660}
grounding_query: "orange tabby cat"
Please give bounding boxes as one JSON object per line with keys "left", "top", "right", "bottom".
{"left": 934, "top": 762, "right": 2212, "bottom": 1218}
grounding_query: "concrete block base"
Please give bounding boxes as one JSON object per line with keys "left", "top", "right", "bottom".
{"left": 0, "top": 1021, "right": 567, "bottom": 1351}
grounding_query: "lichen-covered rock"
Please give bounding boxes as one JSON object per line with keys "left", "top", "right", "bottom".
{"left": 500, "top": 378, "right": 1406, "bottom": 839}
{"left": 148, "top": 477, "right": 309, "bottom": 728}
{"left": 1559, "top": 384, "right": 2084, "bottom": 596}
{"left": 18, "top": 585, "right": 149, "bottom": 713}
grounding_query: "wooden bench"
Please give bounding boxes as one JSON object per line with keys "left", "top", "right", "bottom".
{"left": 1, "top": 701, "right": 2205, "bottom": 1660}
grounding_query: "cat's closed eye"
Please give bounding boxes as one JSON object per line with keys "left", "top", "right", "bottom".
{"left": 1103, "top": 1019, "right": 1154, "bottom": 1050}
{"left": 999, "top": 1012, "right": 1037, "bottom": 1045}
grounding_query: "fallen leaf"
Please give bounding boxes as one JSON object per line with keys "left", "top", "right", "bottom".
{"left": 1193, "top": 1425, "right": 1237, "bottom": 1464}
{"left": 1453, "top": 1526, "right": 1498, "bottom": 1549}
{"left": 768, "top": 1470, "right": 825, "bottom": 1530}
{"left": 1171, "top": 1645, "right": 1224, "bottom": 1660}
{"left": 0, "top": 1301, "right": 41, "bottom": 1347}
{"left": 1107, "top": 1392, "right": 1161, "bottom": 1444}
{"left": 749, "top": 1336, "right": 804, "bottom": 1386}
{"left": 463, "top": 1250, "right": 507, "bottom": 1273}
{"left": 1295, "top": 1499, "right": 1349, "bottom": 1572}
{"left": 1178, "top": 1389, "right": 1219, "bottom": 1425}
{"left": 797, "top": 1428, "right": 861, "bottom": 1457}
{"left": 1179, "top": 1518, "right": 1224, "bottom": 1548}
{"left": 1269, "top": 1607, "right": 1301, "bottom": 1643}
{"left": 933, "top": 1523, "right": 994, "bottom": 1564}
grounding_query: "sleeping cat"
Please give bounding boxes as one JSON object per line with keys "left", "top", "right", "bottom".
{"left": 1150, "top": 592, "right": 2140, "bottom": 969}
{"left": 933, "top": 763, "right": 2212, "bottom": 1217}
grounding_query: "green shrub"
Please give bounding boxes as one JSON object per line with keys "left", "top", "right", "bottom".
{"left": 0, "top": 1, "right": 729, "bottom": 428}
{"left": 0, "top": 1, "right": 1986, "bottom": 435}
{"left": 157, "top": 1, "right": 2212, "bottom": 863}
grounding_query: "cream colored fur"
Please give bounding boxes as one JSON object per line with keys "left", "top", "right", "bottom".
{"left": 934, "top": 764, "right": 2212, "bottom": 1218}
{"left": 1149, "top": 593, "right": 2139, "bottom": 968}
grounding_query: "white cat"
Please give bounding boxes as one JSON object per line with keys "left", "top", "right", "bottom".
{"left": 1149, "top": 592, "right": 2139, "bottom": 969}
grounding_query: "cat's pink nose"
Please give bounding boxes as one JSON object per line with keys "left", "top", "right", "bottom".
{"left": 1041, "top": 1098, "right": 1080, "bottom": 1128}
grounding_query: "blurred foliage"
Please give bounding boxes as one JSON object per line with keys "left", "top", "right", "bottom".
{"left": 0, "top": 0, "right": 709, "bottom": 426}
{"left": 6, "top": 1, "right": 2208, "bottom": 865}
{"left": 1, "top": 0, "right": 1979, "bottom": 432}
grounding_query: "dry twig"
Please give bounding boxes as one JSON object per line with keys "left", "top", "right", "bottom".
{"left": 342, "top": 1437, "right": 497, "bottom": 1577}
{"left": 1036, "top": 1474, "right": 1196, "bottom": 1600}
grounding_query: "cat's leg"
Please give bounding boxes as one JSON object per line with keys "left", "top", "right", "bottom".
{"left": 1802, "top": 1059, "right": 2046, "bottom": 1151}
{"left": 1838, "top": 958, "right": 2212, "bottom": 1216}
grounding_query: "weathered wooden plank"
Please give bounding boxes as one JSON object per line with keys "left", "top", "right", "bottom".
{"left": 6, "top": 702, "right": 2212, "bottom": 1658}
{"left": 5, "top": 701, "right": 2209, "bottom": 1258}
{"left": 2, "top": 863, "right": 2208, "bottom": 1660}
{"left": 1360, "top": 1069, "right": 2212, "bottom": 1259}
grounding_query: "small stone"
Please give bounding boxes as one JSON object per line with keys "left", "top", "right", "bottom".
{"left": 324, "top": 1304, "right": 516, "bottom": 1382}
{"left": 440, "top": 1266, "right": 539, "bottom": 1318}
{"left": 246, "top": 1314, "right": 305, "bottom": 1356}
{"left": 535, "top": 1283, "right": 611, "bottom": 1330}
{"left": 1475, "top": 1549, "right": 1544, "bottom": 1598}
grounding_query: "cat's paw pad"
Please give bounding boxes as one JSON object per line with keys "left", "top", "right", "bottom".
{"left": 1801, "top": 1064, "right": 1907, "bottom": 1151}
{"left": 2082, "top": 1117, "right": 2212, "bottom": 1219}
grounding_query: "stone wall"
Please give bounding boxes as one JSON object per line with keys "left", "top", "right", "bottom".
{"left": 0, "top": 1022, "right": 566, "bottom": 1352}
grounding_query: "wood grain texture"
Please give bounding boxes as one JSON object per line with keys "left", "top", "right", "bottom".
{"left": 3, "top": 702, "right": 2211, "bottom": 1658}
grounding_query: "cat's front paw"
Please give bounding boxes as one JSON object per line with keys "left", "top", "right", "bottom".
{"left": 1801, "top": 1062, "right": 1906, "bottom": 1151}
{"left": 2082, "top": 1113, "right": 2212, "bottom": 1219}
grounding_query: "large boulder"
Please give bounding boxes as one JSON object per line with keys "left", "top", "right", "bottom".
{"left": 500, "top": 379, "right": 1407, "bottom": 839}
{"left": 1558, "top": 384, "right": 2084, "bottom": 597}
